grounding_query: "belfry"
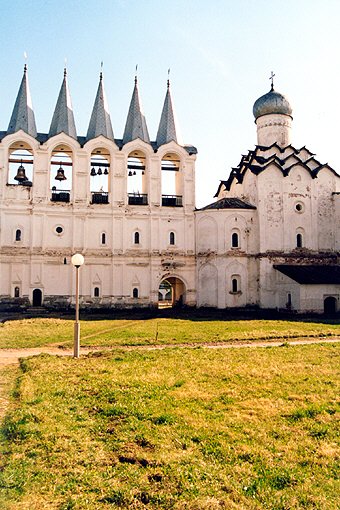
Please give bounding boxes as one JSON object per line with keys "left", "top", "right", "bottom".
{"left": 0, "top": 67, "right": 339, "bottom": 314}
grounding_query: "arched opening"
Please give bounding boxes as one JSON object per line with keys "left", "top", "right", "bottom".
{"left": 132, "top": 287, "right": 139, "bottom": 298}
{"left": 8, "top": 143, "right": 34, "bottom": 185}
{"left": 158, "top": 277, "right": 185, "bottom": 308}
{"left": 231, "top": 232, "right": 239, "bottom": 248}
{"left": 90, "top": 148, "right": 110, "bottom": 204}
{"left": 15, "top": 229, "right": 22, "bottom": 242}
{"left": 32, "top": 289, "right": 42, "bottom": 307}
{"left": 134, "top": 231, "right": 140, "bottom": 245}
{"left": 50, "top": 144, "right": 73, "bottom": 203}
{"left": 101, "top": 232, "right": 106, "bottom": 245}
{"left": 231, "top": 274, "right": 241, "bottom": 294}
{"left": 296, "top": 233, "right": 303, "bottom": 248}
{"left": 127, "top": 150, "right": 148, "bottom": 205}
{"left": 169, "top": 231, "right": 175, "bottom": 245}
{"left": 94, "top": 287, "right": 100, "bottom": 297}
{"left": 14, "top": 287, "right": 20, "bottom": 298}
{"left": 161, "top": 153, "right": 182, "bottom": 207}
{"left": 324, "top": 296, "right": 337, "bottom": 314}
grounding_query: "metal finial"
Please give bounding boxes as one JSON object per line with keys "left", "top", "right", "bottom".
{"left": 135, "top": 64, "right": 138, "bottom": 84}
{"left": 270, "top": 71, "right": 275, "bottom": 90}
{"left": 100, "top": 61, "right": 103, "bottom": 80}
{"left": 23, "top": 52, "right": 28, "bottom": 72}
{"left": 64, "top": 58, "right": 67, "bottom": 77}
{"left": 167, "top": 68, "right": 170, "bottom": 88}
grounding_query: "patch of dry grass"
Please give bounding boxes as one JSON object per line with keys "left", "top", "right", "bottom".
{"left": 0, "top": 343, "right": 339, "bottom": 509}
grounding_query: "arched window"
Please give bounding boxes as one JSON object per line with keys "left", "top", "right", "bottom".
{"left": 231, "top": 232, "right": 239, "bottom": 248}
{"left": 63, "top": 257, "right": 67, "bottom": 265}
{"left": 14, "top": 287, "right": 20, "bottom": 298}
{"left": 169, "top": 232, "right": 175, "bottom": 245}
{"left": 94, "top": 287, "right": 100, "bottom": 297}
{"left": 232, "top": 278, "right": 238, "bottom": 293}
{"left": 134, "top": 232, "right": 140, "bottom": 245}
{"left": 133, "top": 287, "right": 139, "bottom": 298}
{"left": 296, "top": 233, "right": 303, "bottom": 248}
{"left": 101, "top": 232, "right": 106, "bottom": 245}
{"left": 231, "top": 275, "right": 241, "bottom": 293}
{"left": 15, "top": 229, "right": 22, "bottom": 242}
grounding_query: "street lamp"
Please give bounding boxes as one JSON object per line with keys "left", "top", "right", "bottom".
{"left": 71, "top": 253, "right": 84, "bottom": 358}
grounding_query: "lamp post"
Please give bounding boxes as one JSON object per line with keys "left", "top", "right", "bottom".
{"left": 71, "top": 253, "right": 84, "bottom": 358}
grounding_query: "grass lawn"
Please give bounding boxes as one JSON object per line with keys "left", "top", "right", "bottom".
{"left": 0, "top": 343, "right": 339, "bottom": 509}
{"left": 0, "top": 317, "right": 339, "bottom": 349}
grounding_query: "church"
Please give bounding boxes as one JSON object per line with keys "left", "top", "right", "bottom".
{"left": 1, "top": 67, "right": 339, "bottom": 314}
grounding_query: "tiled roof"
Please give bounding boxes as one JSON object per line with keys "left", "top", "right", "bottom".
{"left": 199, "top": 197, "right": 256, "bottom": 210}
{"left": 216, "top": 143, "right": 338, "bottom": 196}
{"left": 156, "top": 81, "right": 180, "bottom": 147}
{"left": 49, "top": 69, "right": 77, "bottom": 139}
{"left": 87, "top": 73, "right": 114, "bottom": 141}
{"left": 7, "top": 66, "right": 37, "bottom": 138}
{"left": 274, "top": 265, "right": 340, "bottom": 284}
{"left": 122, "top": 78, "right": 150, "bottom": 145}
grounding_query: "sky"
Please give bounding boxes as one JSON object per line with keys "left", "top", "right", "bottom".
{"left": 1, "top": 0, "right": 340, "bottom": 206}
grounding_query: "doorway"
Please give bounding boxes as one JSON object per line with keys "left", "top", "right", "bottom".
{"left": 158, "top": 277, "right": 185, "bottom": 308}
{"left": 32, "top": 288, "right": 43, "bottom": 307}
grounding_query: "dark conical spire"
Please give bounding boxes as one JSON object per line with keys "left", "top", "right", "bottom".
{"left": 7, "top": 65, "right": 37, "bottom": 138}
{"left": 122, "top": 75, "right": 150, "bottom": 145}
{"left": 49, "top": 68, "right": 77, "bottom": 139}
{"left": 87, "top": 72, "right": 114, "bottom": 141}
{"left": 156, "top": 77, "right": 181, "bottom": 147}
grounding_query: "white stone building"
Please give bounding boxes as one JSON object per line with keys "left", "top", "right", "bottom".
{"left": 1, "top": 67, "right": 339, "bottom": 313}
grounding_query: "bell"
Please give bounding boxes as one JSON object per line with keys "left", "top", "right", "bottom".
{"left": 128, "top": 170, "right": 133, "bottom": 176}
{"left": 133, "top": 171, "right": 136, "bottom": 176}
{"left": 104, "top": 168, "right": 109, "bottom": 175}
{"left": 14, "top": 161, "right": 27, "bottom": 182}
{"left": 90, "top": 167, "right": 96, "bottom": 176}
{"left": 97, "top": 167, "right": 102, "bottom": 175}
{"left": 142, "top": 170, "right": 145, "bottom": 175}
{"left": 55, "top": 165, "right": 67, "bottom": 181}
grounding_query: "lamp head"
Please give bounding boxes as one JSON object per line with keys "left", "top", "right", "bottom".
{"left": 71, "top": 253, "right": 84, "bottom": 268}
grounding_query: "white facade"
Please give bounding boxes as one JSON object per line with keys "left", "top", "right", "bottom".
{"left": 1, "top": 69, "right": 339, "bottom": 313}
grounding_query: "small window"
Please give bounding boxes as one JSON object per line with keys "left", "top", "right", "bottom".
{"left": 296, "top": 233, "right": 303, "bottom": 248}
{"left": 133, "top": 287, "right": 139, "bottom": 298}
{"left": 94, "top": 287, "right": 100, "bottom": 297}
{"left": 231, "top": 232, "right": 239, "bottom": 248}
{"left": 295, "top": 202, "right": 304, "bottom": 213}
{"left": 15, "top": 229, "right": 21, "bottom": 242}
{"left": 134, "top": 232, "right": 140, "bottom": 245}
{"left": 287, "top": 292, "right": 292, "bottom": 308}
{"left": 63, "top": 257, "right": 67, "bottom": 265}
{"left": 169, "top": 232, "right": 175, "bottom": 245}
{"left": 14, "top": 286, "right": 20, "bottom": 298}
{"left": 101, "top": 232, "right": 106, "bottom": 245}
{"left": 55, "top": 226, "right": 63, "bottom": 235}
{"left": 232, "top": 278, "right": 238, "bottom": 293}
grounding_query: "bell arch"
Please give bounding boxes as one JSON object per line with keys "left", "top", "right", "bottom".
{"left": 161, "top": 152, "right": 183, "bottom": 207}
{"left": 50, "top": 144, "right": 73, "bottom": 203}
{"left": 127, "top": 149, "right": 148, "bottom": 205}
{"left": 90, "top": 147, "right": 110, "bottom": 204}
{"left": 8, "top": 141, "right": 34, "bottom": 185}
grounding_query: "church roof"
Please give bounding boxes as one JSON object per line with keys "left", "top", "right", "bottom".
{"left": 215, "top": 143, "right": 339, "bottom": 197}
{"left": 49, "top": 69, "right": 77, "bottom": 139}
{"left": 253, "top": 85, "right": 292, "bottom": 120}
{"left": 199, "top": 197, "right": 256, "bottom": 210}
{"left": 87, "top": 72, "right": 114, "bottom": 141}
{"left": 122, "top": 77, "right": 150, "bottom": 145}
{"left": 156, "top": 80, "right": 181, "bottom": 147}
{"left": 7, "top": 65, "right": 37, "bottom": 138}
{"left": 274, "top": 265, "right": 340, "bottom": 284}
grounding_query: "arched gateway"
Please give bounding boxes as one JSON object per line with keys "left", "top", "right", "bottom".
{"left": 158, "top": 277, "right": 186, "bottom": 308}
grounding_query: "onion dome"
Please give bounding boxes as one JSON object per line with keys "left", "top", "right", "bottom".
{"left": 253, "top": 85, "right": 292, "bottom": 120}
